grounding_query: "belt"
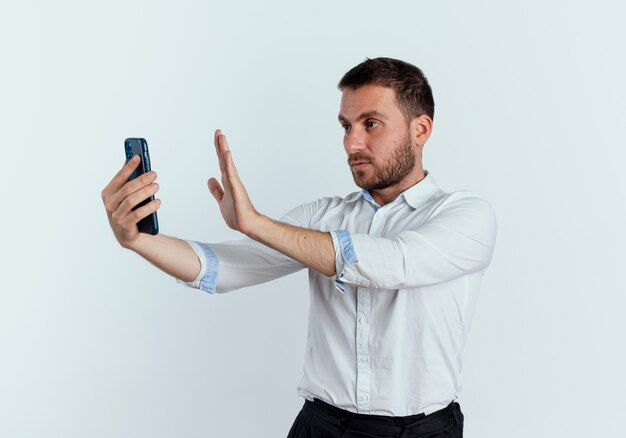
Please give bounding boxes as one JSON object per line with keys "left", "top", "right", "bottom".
{"left": 302, "top": 398, "right": 462, "bottom": 437}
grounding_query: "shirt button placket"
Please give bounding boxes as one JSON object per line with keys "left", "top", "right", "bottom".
{"left": 354, "top": 208, "right": 383, "bottom": 413}
{"left": 355, "top": 291, "right": 372, "bottom": 413}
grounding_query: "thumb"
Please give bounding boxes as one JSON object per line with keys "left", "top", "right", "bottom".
{"left": 208, "top": 178, "right": 224, "bottom": 202}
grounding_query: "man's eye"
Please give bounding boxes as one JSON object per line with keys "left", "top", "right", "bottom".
{"left": 367, "top": 121, "right": 379, "bottom": 128}
{"left": 341, "top": 124, "right": 350, "bottom": 131}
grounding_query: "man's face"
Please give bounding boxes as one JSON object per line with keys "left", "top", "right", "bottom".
{"left": 338, "top": 85, "right": 418, "bottom": 191}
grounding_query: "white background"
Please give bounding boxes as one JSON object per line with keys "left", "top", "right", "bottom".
{"left": 1, "top": 1, "right": 625, "bottom": 437}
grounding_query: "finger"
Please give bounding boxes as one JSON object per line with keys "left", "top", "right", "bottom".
{"left": 219, "top": 132, "right": 230, "bottom": 153}
{"left": 116, "top": 182, "right": 160, "bottom": 217}
{"left": 213, "top": 129, "right": 221, "bottom": 150}
{"left": 213, "top": 129, "right": 219, "bottom": 159}
{"left": 122, "top": 198, "right": 161, "bottom": 228}
{"left": 221, "top": 138, "right": 244, "bottom": 185}
{"left": 208, "top": 177, "right": 224, "bottom": 202}
{"left": 219, "top": 134, "right": 230, "bottom": 176}
{"left": 214, "top": 130, "right": 226, "bottom": 174}
{"left": 107, "top": 170, "right": 158, "bottom": 212}
{"left": 223, "top": 149, "right": 241, "bottom": 184}
{"left": 102, "top": 154, "right": 142, "bottom": 201}
{"left": 218, "top": 133, "right": 234, "bottom": 190}
{"left": 219, "top": 133, "right": 236, "bottom": 175}
{"left": 222, "top": 149, "right": 251, "bottom": 206}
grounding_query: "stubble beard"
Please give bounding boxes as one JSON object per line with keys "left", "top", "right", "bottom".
{"left": 350, "top": 131, "right": 416, "bottom": 191}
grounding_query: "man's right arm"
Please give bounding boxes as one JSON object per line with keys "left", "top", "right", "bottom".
{"left": 101, "top": 155, "right": 201, "bottom": 283}
{"left": 125, "top": 233, "right": 201, "bottom": 283}
{"left": 102, "top": 153, "right": 306, "bottom": 295}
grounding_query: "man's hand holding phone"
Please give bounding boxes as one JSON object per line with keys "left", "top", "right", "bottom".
{"left": 101, "top": 155, "right": 161, "bottom": 249}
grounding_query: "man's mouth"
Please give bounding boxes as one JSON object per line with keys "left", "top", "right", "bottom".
{"left": 350, "top": 161, "right": 371, "bottom": 170}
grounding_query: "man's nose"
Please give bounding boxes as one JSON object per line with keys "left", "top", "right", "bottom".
{"left": 344, "top": 128, "right": 366, "bottom": 154}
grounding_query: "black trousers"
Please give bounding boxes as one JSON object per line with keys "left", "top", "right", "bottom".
{"left": 286, "top": 398, "right": 463, "bottom": 438}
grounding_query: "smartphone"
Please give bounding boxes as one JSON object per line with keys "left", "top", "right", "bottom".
{"left": 124, "top": 137, "right": 159, "bottom": 235}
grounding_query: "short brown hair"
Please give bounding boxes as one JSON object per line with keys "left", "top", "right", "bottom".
{"left": 337, "top": 57, "right": 435, "bottom": 123}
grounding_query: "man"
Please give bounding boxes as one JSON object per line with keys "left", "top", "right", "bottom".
{"left": 102, "top": 57, "right": 497, "bottom": 438}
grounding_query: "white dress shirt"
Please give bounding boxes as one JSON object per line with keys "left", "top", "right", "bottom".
{"left": 177, "top": 170, "right": 497, "bottom": 416}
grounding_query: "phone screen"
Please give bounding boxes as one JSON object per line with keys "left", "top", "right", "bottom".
{"left": 124, "top": 138, "right": 159, "bottom": 235}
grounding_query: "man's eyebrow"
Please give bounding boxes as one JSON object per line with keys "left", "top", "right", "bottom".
{"left": 338, "top": 111, "right": 388, "bottom": 123}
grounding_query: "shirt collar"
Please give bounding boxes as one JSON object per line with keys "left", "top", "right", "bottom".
{"left": 344, "top": 169, "right": 439, "bottom": 209}
{"left": 400, "top": 170, "right": 439, "bottom": 209}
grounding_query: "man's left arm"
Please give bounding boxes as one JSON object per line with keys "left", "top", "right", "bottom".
{"left": 209, "top": 130, "right": 496, "bottom": 288}
{"left": 246, "top": 195, "right": 497, "bottom": 289}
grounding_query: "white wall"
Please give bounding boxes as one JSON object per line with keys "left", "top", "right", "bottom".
{"left": 1, "top": 1, "right": 624, "bottom": 436}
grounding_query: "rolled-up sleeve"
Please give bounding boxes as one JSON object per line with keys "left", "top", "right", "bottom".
{"left": 330, "top": 229, "right": 359, "bottom": 293}
{"left": 333, "top": 196, "right": 497, "bottom": 289}
{"left": 176, "top": 240, "right": 220, "bottom": 294}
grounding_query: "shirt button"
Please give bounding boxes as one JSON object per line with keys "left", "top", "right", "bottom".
{"left": 359, "top": 357, "right": 367, "bottom": 363}
{"left": 359, "top": 317, "right": 368, "bottom": 324}
{"left": 358, "top": 394, "right": 368, "bottom": 401}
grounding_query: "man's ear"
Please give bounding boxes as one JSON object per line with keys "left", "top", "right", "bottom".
{"left": 411, "top": 114, "right": 433, "bottom": 146}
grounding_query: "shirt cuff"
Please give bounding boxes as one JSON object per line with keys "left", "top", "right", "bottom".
{"left": 330, "top": 230, "right": 359, "bottom": 294}
{"left": 176, "top": 240, "right": 219, "bottom": 294}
